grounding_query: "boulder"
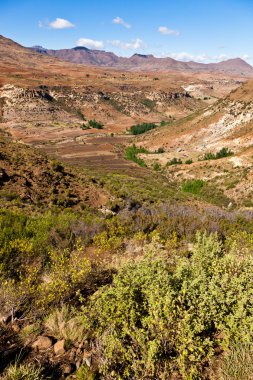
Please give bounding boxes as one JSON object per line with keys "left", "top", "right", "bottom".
{"left": 54, "top": 339, "right": 66, "bottom": 355}
{"left": 32, "top": 336, "right": 53, "bottom": 350}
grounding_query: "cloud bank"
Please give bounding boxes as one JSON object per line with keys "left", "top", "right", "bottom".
{"left": 39, "top": 18, "right": 75, "bottom": 29}
{"left": 76, "top": 38, "right": 104, "bottom": 49}
{"left": 109, "top": 38, "right": 145, "bottom": 50}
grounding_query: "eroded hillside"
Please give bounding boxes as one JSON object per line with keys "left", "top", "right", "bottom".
{"left": 136, "top": 80, "right": 253, "bottom": 207}
{"left": 0, "top": 133, "right": 108, "bottom": 210}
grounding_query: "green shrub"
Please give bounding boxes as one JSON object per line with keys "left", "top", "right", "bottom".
{"left": 203, "top": 147, "right": 234, "bottom": 161}
{"left": 203, "top": 152, "right": 216, "bottom": 160}
{"left": 167, "top": 157, "right": 182, "bottom": 166}
{"left": 160, "top": 117, "right": 174, "bottom": 126}
{"left": 181, "top": 179, "right": 204, "bottom": 194}
{"left": 124, "top": 145, "right": 148, "bottom": 167}
{"left": 77, "top": 109, "right": 86, "bottom": 120}
{"left": 152, "top": 162, "right": 162, "bottom": 171}
{"left": 36, "top": 247, "right": 92, "bottom": 309}
{"left": 185, "top": 159, "right": 193, "bottom": 164}
{"left": 155, "top": 147, "right": 165, "bottom": 154}
{"left": 87, "top": 119, "right": 104, "bottom": 129}
{"left": 216, "top": 147, "right": 234, "bottom": 159}
{"left": 129, "top": 123, "right": 157, "bottom": 135}
{"left": 81, "top": 232, "right": 253, "bottom": 379}
{"left": 76, "top": 365, "right": 97, "bottom": 380}
{"left": 141, "top": 98, "right": 156, "bottom": 110}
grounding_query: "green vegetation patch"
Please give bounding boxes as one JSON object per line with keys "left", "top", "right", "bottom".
{"left": 180, "top": 179, "right": 230, "bottom": 207}
{"left": 141, "top": 98, "right": 156, "bottom": 110}
{"left": 167, "top": 157, "right": 183, "bottom": 166}
{"left": 81, "top": 119, "right": 104, "bottom": 130}
{"left": 181, "top": 179, "right": 205, "bottom": 194}
{"left": 81, "top": 232, "right": 253, "bottom": 379}
{"left": 129, "top": 122, "right": 157, "bottom": 135}
{"left": 203, "top": 147, "right": 234, "bottom": 161}
{"left": 124, "top": 145, "right": 148, "bottom": 167}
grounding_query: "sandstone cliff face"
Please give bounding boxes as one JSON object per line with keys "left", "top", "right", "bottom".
{"left": 0, "top": 83, "right": 200, "bottom": 126}
{"left": 0, "top": 84, "right": 76, "bottom": 123}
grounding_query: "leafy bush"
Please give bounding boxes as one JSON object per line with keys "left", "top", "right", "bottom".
{"left": 167, "top": 157, "right": 182, "bottom": 166}
{"left": 216, "top": 147, "right": 234, "bottom": 159}
{"left": 36, "top": 246, "right": 92, "bottom": 309}
{"left": 203, "top": 152, "right": 216, "bottom": 160}
{"left": 129, "top": 123, "right": 157, "bottom": 135}
{"left": 185, "top": 159, "right": 193, "bottom": 164}
{"left": 124, "top": 145, "right": 148, "bottom": 167}
{"left": 181, "top": 179, "right": 205, "bottom": 194}
{"left": 0, "top": 209, "right": 87, "bottom": 280}
{"left": 81, "top": 232, "right": 253, "bottom": 379}
{"left": 152, "top": 161, "right": 162, "bottom": 171}
{"left": 87, "top": 119, "right": 104, "bottom": 129}
{"left": 155, "top": 147, "right": 165, "bottom": 154}
{"left": 76, "top": 365, "right": 97, "bottom": 380}
{"left": 203, "top": 147, "right": 234, "bottom": 161}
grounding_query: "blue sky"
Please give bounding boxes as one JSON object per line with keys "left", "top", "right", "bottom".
{"left": 1, "top": 0, "right": 253, "bottom": 63}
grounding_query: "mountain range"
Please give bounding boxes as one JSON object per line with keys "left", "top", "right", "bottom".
{"left": 30, "top": 44, "right": 253, "bottom": 75}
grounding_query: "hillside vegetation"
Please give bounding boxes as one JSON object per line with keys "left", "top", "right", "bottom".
{"left": 1, "top": 34, "right": 253, "bottom": 380}
{"left": 1, "top": 133, "right": 253, "bottom": 380}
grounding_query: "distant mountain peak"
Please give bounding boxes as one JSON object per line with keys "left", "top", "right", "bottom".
{"left": 131, "top": 53, "right": 155, "bottom": 59}
{"left": 73, "top": 46, "right": 90, "bottom": 51}
{"left": 32, "top": 45, "right": 46, "bottom": 49}
{"left": 0, "top": 34, "right": 252, "bottom": 76}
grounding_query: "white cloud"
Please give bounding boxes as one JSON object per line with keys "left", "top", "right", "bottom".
{"left": 167, "top": 52, "right": 253, "bottom": 63}
{"left": 48, "top": 18, "right": 75, "bottom": 29}
{"left": 214, "top": 54, "right": 230, "bottom": 61}
{"left": 169, "top": 52, "right": 210, "bottom": 62}
{"left": 169, "top": 52, "right": 194, "bottom": 61}
{"left": 76, "top": 38, "right": 104, "bottom": 49}
{"left": 109, "top": 38, "right": 145, "bottom": 50}
{"left": 112, "top": 16, "right": 131, "bottom": 29}
{"left": 158, "top": 26, "right": 180, "bottom": 36}
{"left": 242, "top": 54, "right": 250, "bottom": 61}
{"left": 39, "top": 18, "right": 75, "bottom": 29}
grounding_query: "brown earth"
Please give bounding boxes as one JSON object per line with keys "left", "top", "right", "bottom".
{"left": 0, "top": 35, "right": 250, "bottom": 177}
{"left": 136, "top": 80, "right": 253, "bottom": 206}
{"left": 1, "top": 34, "right": 253, "bottom": 206}
{"left": 0, "top": 133, "right": 109, "bottom": 210}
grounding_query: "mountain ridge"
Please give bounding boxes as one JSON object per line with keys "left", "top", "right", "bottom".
{"left": 29, "top": 43, "right": 253, "bottom": 74}
{"left": 0, "top": 34, "right": 252, "bottom": 75}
